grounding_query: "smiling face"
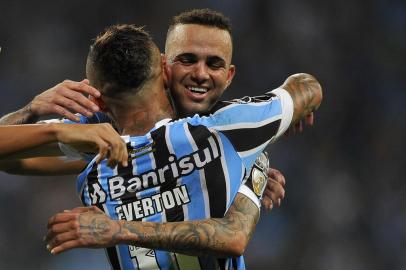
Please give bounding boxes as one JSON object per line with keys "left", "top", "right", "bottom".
{"left": 165, "top": 24, "right": 235, "bottom": 117}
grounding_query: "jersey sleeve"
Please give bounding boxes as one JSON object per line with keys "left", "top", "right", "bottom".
{"left": 237, "top": 151, "right": 269, "bottom": 209}
{"left": 210, "top": 88, "right": 293, "bottom": 171}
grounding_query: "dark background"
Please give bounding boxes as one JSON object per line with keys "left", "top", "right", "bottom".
{"left": 0, "top": 0, "right": 405, "bottom": 269}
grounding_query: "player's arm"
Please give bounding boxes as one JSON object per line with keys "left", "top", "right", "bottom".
{"left": 46, "top": 192, "right": 260, "bottom": 258}
{"left": 0, "top": 123, "right": 127, "bottom": 168}
{"left": 45, "top": 158, "right": 273, "bottom": 257}
{"left": 279, "top": 73, "right": 322, "bottom": 126}
{"left": 0, "top": 79, "right": 100, "bottom": 125}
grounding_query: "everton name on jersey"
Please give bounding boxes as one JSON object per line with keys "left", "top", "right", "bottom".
{"left": 60, "top": 88, "right": 293, "bottom": 270}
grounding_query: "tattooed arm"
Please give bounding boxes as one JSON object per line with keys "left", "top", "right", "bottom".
{"left": 46, "top": 193, "right": 262, "bottom": 257}
{"left": 0, "top": 80, "right": 100, "bottom": 125}
{"left": 280, "top": 73, "right": 323, "bottom": 125}
{"left": 0, "top": 103, "right": 39, "bottom": 125}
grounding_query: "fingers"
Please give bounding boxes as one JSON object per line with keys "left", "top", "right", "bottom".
{"left": 262, "top": 169, "right": 286, "bottom": 211}
{"left": 46, "top": 227, "right": 83, "bottom": 254}
{"left": 261, "top": 177, "right": 285, "bottom": 211}
{"left": 95, "top": 138, "right": 110, "bottom": 164}
{"left": 30, "top": 79, "right": 101, "bottom": 119}
{"left": 63, "top": 79, "right": 100, "bottom": 98}
{"left": 59, "top": 89, "right": 100, "bottom": 116}
{"left": 52, "top": 104, "right": 81, "bottom": 122}
{"left": 49, "top": 239, "right": 81, "bottom": 255}
{"left": 305, "top": 112, "right": 314, "bottom": 126}
{"left": 46, "top": 220, "right": 78, "bottom": 244}
{"left": 285, "top": 112, "right": 314, "bottom": 137}
{"left": 262, "top": 197, "right": 274, "bottom": 211}
{"left": 59, "top": 122, "right": 128, "bottom": 168}
{"left": 56, "top": 80, "right": 100, "bottom": 115}
{"left": 47, "top": 212, "right": 77, "bottom": 228}
{"left": 48, "top": 80, "right": 100, "bottom": 119}
{"left": 268, "top": 168, "right": 286, "bottom": 187}
{"left": 102, "top": 124, "right": 128, "bottom": 168}
{"left": 264, "top": 179, "right": 285, "bottom": 207}
{"left": 94, "top": 124, "right": 128, "bottom": 168}
{"left": 53, "top": 95, "right": 94, "bottom": 118}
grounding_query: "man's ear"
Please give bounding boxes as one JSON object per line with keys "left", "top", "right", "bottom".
{"left": 161, "top": 54, "right": 171, "bottom": 88}
{"left": 89, "top": 95, "right": 108, "bottom": 112}
{"left": 225, "top": 64, "right": 236, "bottom": 89}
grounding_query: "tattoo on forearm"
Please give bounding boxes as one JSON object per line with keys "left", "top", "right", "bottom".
{"left": 283, "top": 74, "right": 322, "bottom": 123}
{"left": 0, "top": 103, "right": 38, "bottom": 125}
{"left": 120, "top": 193, "right": 259, "bottom": 256}
{"left": 77, "top": 212, "right": 122, "bottom": 247}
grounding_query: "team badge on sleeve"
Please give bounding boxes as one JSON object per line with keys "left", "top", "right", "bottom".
{"left": 251, "top": 152, "right": 269, "bottom": 198}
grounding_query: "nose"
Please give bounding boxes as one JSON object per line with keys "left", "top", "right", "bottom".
{"left": 191, "top": 62, "right": 210, "bottom": 84}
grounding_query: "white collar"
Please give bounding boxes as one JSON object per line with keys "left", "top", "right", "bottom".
{"left": 154, "top": 118, "right": 172, "bottom": 129}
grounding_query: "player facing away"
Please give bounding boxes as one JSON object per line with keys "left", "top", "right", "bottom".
{"left": 44, "top": 24, "right": 322, "bottom": 270}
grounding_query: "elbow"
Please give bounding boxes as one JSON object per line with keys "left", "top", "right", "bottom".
{"left": 223, "top": 234, "right": 249, "bottom": 257}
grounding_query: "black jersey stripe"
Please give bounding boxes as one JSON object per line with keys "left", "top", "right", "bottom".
{"left": 151, "top": 125, "right": 185, "bottom": 222}
{"left": 187, "top": 124, "right": 227, "bottom": 218}
{"left": 106, "top": 247, "right": 122, "bottom": 270}
{"left": 220, "top": 119, "right": 281, "bottom": 153}
{"left": 231, "top": 258, "right": 238, "bottom": 269}
{"left": 86, "top": 163, "right": 122, "bottom": 270}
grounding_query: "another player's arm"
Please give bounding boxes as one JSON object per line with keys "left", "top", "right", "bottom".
{"left": 279, "top": 73, "right": 322, "bottom": 125}
{"left": 120, "top": 192, "right": 258, "bottom": 257}
{"left": 0, "top": 124, "right": 127, "bottom": 167}
{"left": 0, "top": 79, "right": 100, "bottom": 125}
{"left": 0, "top": 103, "right": 39, "bottom": 125}
{"left": 46, "top": 193, "right": 259, "bottom": 257}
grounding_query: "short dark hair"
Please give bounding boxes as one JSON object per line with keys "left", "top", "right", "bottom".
{"left": 167, "top": 8, "right": 232, "bottom": 36}
{"left": 87, "top": 24, "right": 155, "bottom": 97}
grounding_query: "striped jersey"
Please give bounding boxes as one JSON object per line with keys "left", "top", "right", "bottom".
{"left": 61, "top": 88, "right": 293, "bottom": 270}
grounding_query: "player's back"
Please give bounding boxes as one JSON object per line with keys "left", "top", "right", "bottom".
{"left": 77, "top": 116, "right": 246, "bottom": 269}
{"left": 69, "top": 88, "right": 293, "bottom": 270}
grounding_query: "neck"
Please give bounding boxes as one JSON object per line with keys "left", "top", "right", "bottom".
{"left": 105, "top": 83, "right": 174, "bottom": 136}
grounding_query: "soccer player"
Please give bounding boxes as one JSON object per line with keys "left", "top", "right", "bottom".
{"left": 41, "top": 24, "right": 321, "bottom": 269}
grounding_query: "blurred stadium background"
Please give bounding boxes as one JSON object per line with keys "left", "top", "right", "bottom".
{"left": 0, "top": 0, "right": 405, "bottom": 269}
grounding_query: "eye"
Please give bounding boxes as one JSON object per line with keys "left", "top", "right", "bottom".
{"left": 207, "top": 57, "right": 226, "bottom": 70}
{"left": 180, "top": 58, "right": 194, "bottom": 65}
{"left": 174, "top": 54, "right": 197, "bottom": 65}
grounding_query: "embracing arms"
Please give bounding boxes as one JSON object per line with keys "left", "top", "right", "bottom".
{"left": 46, "top": 192, "right": 259, "bottom": 257}
{"left": 0, "top": 79, "right": 100, "bottom": 125}
{"left": 0, "top": 123, "right": 128, "bottom": 167}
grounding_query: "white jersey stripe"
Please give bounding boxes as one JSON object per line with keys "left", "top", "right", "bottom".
{"left": 184, "top": 122, "right": 210, "bottom": 218}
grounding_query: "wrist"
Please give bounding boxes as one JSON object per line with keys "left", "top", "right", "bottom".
{"left": 116, "top": 220, "right": 137, "bottom": 244}
{"left": 21, "top": 102, "right": 40, "bottom": 123}
{"left": 48, "top": 123, "right": 63, "bottom": 142}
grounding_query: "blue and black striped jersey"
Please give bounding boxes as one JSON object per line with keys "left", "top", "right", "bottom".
{"left": 62, "top": 89, "right": 293, "bottom": 270}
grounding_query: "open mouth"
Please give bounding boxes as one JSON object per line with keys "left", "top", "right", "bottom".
{"left": 187, "top": 86, "right": 208, "bottom": 94}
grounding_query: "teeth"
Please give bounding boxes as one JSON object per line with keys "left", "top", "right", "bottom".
{"left": 188, "top": 87, "right": 208, "bottom": 93}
